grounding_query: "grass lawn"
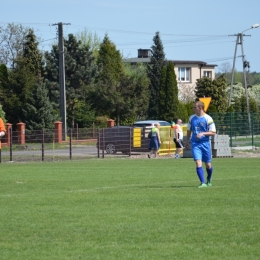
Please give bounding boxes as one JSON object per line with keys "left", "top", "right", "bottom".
{"left": 0, "top": 158, "right": 259, "bottom": 260}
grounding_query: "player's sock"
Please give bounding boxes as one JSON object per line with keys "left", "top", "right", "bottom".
{"left": 196, "top": 167, "right": 205, "bottom": 183}
{"left": 206, "top": 167, "right": 213, "bottom": 181}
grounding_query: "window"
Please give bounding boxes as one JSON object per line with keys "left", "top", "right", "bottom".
{"left": 203, "top": 71, "right": 212, "bottom": 78}
{"left": 178, "top": 67, "right": 190, "bottom": 82}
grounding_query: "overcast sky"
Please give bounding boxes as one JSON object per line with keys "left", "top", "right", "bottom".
{"left": 2, "top": 0, "right": 260, "bottom": 72}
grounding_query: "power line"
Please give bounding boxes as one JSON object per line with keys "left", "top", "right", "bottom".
{"left": 39, "top": 37, "right": 57, "bottom": 43}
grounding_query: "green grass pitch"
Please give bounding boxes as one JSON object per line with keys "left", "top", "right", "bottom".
{"left": 0, "top": 158, "right": 260, "bottom": 260}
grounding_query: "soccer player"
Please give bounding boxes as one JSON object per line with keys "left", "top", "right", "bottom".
{"left": 185, "top": 101, "right": 216, "bottom": 188}
{"left": 173, "top": 119, "right": 184, "bottom": 158}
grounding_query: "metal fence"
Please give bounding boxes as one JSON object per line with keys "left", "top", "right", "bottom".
{"left": 0, "top": 128, "right": 100, "bottom": 163}
{"left": 208, "top": 112, "right": 260, "bottom": 148}
{"left": 0, "top": 112, "right": 259, "bottom": 163}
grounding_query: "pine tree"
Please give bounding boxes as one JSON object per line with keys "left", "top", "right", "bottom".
{"left": 165, "top": 61, "right": 178, "bottom": 121}
{"left": 211, "top": 75, "right": 228, "bottom": 112}
{"left": 2, "top": 29, "right": 46, "bottom": 127}
{"left": 89, "top": 35, "right": 150, "bottom": 125}
{"left": 158, "top": 62, "right": 178, "bottom": 121}
{"left": 147, "top": 32, "right": 165, "bottom": 119}
{"left": 3, "top": 57, "right": 35, "bottom": 126}
{"left": 158, "top": 66, "right": 167, "bottom": 118}
{"left": 23, "top": 29, "right": 45, "bottom": 78}
{"left": 88, "top": 34, "right": 125, "bottom": 123}
{"left": 45, "top": 34, "right": 98, "bottom": 128}
{"left": 0, "top": 64, "right": 8, "bottom": 103}
{"left": 22, "top": 81, "right": 58, "bottom": 130}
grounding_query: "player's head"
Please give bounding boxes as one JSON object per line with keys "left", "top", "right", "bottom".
{"left": 176, "top": 119, "right": 182, "bottom": 125}
{"left": 155, "top": 122, "right": 160, "bottom": 128}
{"left": 193, "top": 101, "right": 205, "bottom": 115}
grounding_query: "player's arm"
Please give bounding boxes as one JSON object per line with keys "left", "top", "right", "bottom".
{"left": 174, "top": 127, "right": 179, "bottom": 140}
{"left": 196, "top": 131, "right": 215, "bottom": 139}
{"left": 185, "top": 130, "right": 191, "bottom": 148}
{"left": 156, "top": 129, "right": 161, "bottom": 143}
{"left": 196, "top": 119, "right": 216, "bottom": 139}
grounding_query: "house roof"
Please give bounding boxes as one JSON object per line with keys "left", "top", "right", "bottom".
{"left": 123, "top": 57, "right": 217, "bottom": 67}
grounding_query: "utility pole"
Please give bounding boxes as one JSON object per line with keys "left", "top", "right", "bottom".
{"left": 229, "top": 24, "right": 259, "bottom": 133}
{"left": 52, "top": 22, "right": 70, "bottom": 140}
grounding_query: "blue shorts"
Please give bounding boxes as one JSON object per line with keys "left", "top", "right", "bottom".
{"left": 191, "top": 141, "right": 212, "bottom": 163}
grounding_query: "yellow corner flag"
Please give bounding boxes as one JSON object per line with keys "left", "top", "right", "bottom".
{"left": 199, "top": 97, "right": 211, "bottom": 112}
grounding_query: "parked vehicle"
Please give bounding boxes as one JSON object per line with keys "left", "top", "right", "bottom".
{"left": 133, "top": 120, "right": 171, "bottom": 128}
{"left": 96, "top": 126, "right": 133, "bottom": 154}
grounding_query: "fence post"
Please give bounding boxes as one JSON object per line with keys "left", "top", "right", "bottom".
{"left": 54, "top": 121, "right": 63, "bottom": 143}
{"left": 42, "top": 129, "right": 44, "bottom": 162}
{"left": 92, "top": 122, "right": 95, "bottom": 139}
{"left": 107, "top": 119, "right": 114, "bottom": 127}
{"left": 251, "top": 112, "right": 254, "bottom": 148}
{"left": 4, "top": 123, "right": 12, "bottom": 147}
{"left": 69, "top": 128, "right": 72, "bottom": 160}
{"left": 230, "top": 112, "right": 232, "bottom": 148}
{"left": 102, "top": 128, "right": 105, "bottom": 158}
{"left": 9, "top": 127, "right": 12, "bottom": 162}
{"left": 16, "top": 122, "right": 26, "bottom": 145}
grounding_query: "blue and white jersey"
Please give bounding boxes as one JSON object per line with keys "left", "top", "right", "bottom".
{"left": 187, "top": 113, "right": 216, "bottom": 142}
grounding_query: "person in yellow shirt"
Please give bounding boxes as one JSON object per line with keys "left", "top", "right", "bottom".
{"left": 147, "top": 123, "right": 161, "bottom": 159}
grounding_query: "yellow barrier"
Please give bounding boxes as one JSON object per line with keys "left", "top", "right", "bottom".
{"left": 133, "top": 128, "right": 141, "bottom": 147}
{"left": 157, "top": 126, "right": 184, "bottom": 155}
{"left": 132, "top": 125, "right": 187, "bottom": 155}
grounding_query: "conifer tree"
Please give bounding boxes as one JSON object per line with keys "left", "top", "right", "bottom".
{"left": 89, "top": 35, "right": 150, "bottom": 125}
{"left": 0, "top": 64, "right": 8, "bottom": 103}
{"left": 22, "top": 81, "right": 58, "bottom": 130}
{"left": 158, "top": 66, "right": 167, "bottom": 118}
{"left": 158, "top": 62, "right": 178, "bottom": 121}
{"left": 23, "top": 29, "right": 45, "bottom": 78}
{"left": 45, "top": 34, "right": 98, "bottom": 128}
{"left": 88, "top": 34, "right": 125, "bottom": 123}
{"left": 1, "top": 29, "right": 47, "bottom": 127}
{"left": 147, "top": 32, "right": 165, "bottom": 119}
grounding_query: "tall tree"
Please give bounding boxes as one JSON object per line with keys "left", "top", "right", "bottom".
{"left": 88, "top": 34, "right": 125, "bottom": 123}
{"left": 158, "top": 62, "right": 178, "bottom": 121}
{"left": 0, "top": 64, "right": 8, "bottom": 102}
{"left": 2, "top": 29, "right": 45, "bottom": 127}
{"left": 89, "top": 35, "right": 150, "bottom": 125}
{"left": 76, "top": 28, "right": 100, "bottom": 58}
{"left": 0, "top": 23, "right": 29, "bottom": 69}
{"left": 121, "top": 62, "right": 150, "bottom": 123}
{"left": 211, "top": 75, "right": 229, "bottom": 112}
{"left": 45, "top": 33, "right": 98, "bottom": 128}
{"left": 158, "top": 66, "right": 167, "bottom": 119}
{"left": 2, "top": 57, "right": 35, "bottom": 126}
{"left": 23, "top": 29, "right": 45, "bottom": 79}
{"left": 22, "top": 81, "right": 58, "bottom": 130}
{"left": 147, "top": 31, "right": 166, "bottom": 119}
{"left": 195, "top": 75, "right": 228, "bottom": 113}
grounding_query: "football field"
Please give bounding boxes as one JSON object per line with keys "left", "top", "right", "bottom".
{"left": 0, "top": 158, "right": 259, "bottom": 259}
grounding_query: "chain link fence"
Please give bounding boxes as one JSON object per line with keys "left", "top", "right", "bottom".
{"left": 0, "top": 128, "right": 99, "bottom": 163}
{"left": 1, "top": 112, "right": 259, "bottom": 163}
{"left": 208, "top": 112, "right": 260, "bottom": 148}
